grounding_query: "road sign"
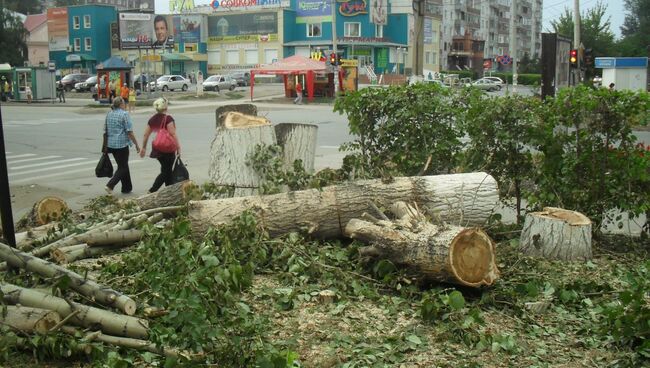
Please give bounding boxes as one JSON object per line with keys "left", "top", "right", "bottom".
{"left": 47, "top": 61, "right": 56, "bottom": 72}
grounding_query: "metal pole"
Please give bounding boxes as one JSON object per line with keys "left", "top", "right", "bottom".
{"left": 0, "top": 104, "right": 16, "bottom": 247}
{"left": 509, "top": 0, "right": 518, "bottom": 90}
{"left": 332, "top": 0, "right": 339, "bottom": 93}
{"left": 574, "top": 0, "right": 582, "bottom": 83}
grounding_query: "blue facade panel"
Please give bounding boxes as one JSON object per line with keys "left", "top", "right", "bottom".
{"left": 66, "top": 5, "right": 116, "bottom": 71}
{"left": 595, "top": 57, "right": 649, "bottom": 69}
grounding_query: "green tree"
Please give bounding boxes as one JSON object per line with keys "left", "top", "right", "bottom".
{"left": 54, "top": 0, "right": 85, "bottom": 6}
{"left": 550, "top": 1, "right": 617, "bottom": 58}
{"left": 0, "top": 9, "right": 27, "bottom": 66}
{"left": 618, "top": 0, "right": 650, "bottom": 56}
{"left": 3, "top": 0, "right": 42, "bottom": 14}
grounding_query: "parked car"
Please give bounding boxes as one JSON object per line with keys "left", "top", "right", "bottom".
{"left": 202, "top": 75, "right": 237, "bottom": 92}
{"left": 228, "top": 72, "right": 251, "bottom": 86}
{"left": 482, "top": 76, "right": 505, "bottom": 87}
{"left": 592, "top": 76, "right": 603, "bottom": 87}
{"left": 149, "top": 75, "right": 189, "bottom": 91}
{"left": 467, "top": 78, "right": 501, "bottom": 92}
{"left": 74, "top": 76, "right": 97, "bottom": 92}
{"left": 58, "top": 73, "right": 90, "bottom": 92}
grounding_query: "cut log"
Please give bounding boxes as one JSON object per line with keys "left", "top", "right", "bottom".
{"left": 131, "top": 180, "right": 198, "bottom": 211}
{"left": 1, "top": 283, "right": 148, "bottom": 338}
{"left": 61, "top": 326, "right": 179, "bottom": 358}
{"left": 52, "top": 244, "right": 123, "bottom": 264}
{"left": 344, "top": 201, "right": 499, "bottom": 287}
{"left": 209, "top": 112, "right": 277, "bottom": 197}
{"left": 520, "top": 207, "right": 592, "bottom": 261}
{"left": 16, "top": 197, "right": 69, "bottom": 230}
{"left": 215, "top": 104, "right": 258, "bottom": 128}
{"left": 0, "top": 242, "right": 137, "bottom": 315}
{"left": 190, "top": 172, "right": 499, "bottom": 238}
{"left": 0, "top": 306, "right": 61, "bottom": 334}
{"left": 274, "top": 123, "right": 318, "bottom": 173}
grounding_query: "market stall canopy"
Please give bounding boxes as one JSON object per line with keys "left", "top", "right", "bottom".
{"left": 251, "top": 55, "right": 327, "bottom": 75}
{"left": 96, "top": 56, "right": 131, "bottom": 70}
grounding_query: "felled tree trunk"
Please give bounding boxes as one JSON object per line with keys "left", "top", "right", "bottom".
{"left": 132, "top": 180, "right": 197, "bottom": 211}
{"left": 209, "top": 112, "right": 277, "bottom": 197}
{"left": 52, "top": 244, "right": 123, "bottom": 264}
{"left": 520, "top": 207, "right": 592, "bottom": 261}
{"left": 190, "top": 172, "right": 499, "bottom": 238}
{"left": 1, "top": 283, "right": 148, "bottom": 339}
{"left": 0, "top": 306, "right": 61, "bottom": 334}
{"left": 19, "top": 197, "right": 69, "bottom": 228}
{"left": 274, "top": 123, "right": 318, "bottom": 173}
{"left": 61, "top": 326, "right": 179, "bottom": 358}
{"left": 215, "top": 104, "right": 258, "bottom": 128}
{"left": 345, "top": 202, "right": 499, "bottom": 287}
{"left": 0, "top": 242, "right": 137, "bottom": 315}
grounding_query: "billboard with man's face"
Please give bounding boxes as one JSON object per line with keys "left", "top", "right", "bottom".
{"left": 118, "top": 12, "right": 174, "bottom": 49}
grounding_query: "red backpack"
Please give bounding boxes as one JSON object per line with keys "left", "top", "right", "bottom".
{"left": 152, "top": 116, "right": 177, "bottom": 153}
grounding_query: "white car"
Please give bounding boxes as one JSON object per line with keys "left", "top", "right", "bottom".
{"left": 149, "top": 75, "right": 189, "bottom": 92}
{"left": 482, "top": 76, "right": 504, "bottom": 87}
{"left": 202, "top": 75, "right": 237, "bottom": 92}
{"left": 466, "top": 78, "right": 501, "bottom": 92}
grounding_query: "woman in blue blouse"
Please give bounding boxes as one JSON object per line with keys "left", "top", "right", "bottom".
{"left": 104, "top": 97, "right": 140, "bottom": 194}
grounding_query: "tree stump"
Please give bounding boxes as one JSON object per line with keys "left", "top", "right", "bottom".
{"left": 132, "top": 180, "right": 198, "bottom": 211}
{"left": 345, "top": 202, "right": 499, "bottom": 287}
{"left": 21, "top": 197, "right": 69, "bottom": 228}
{"left": 190, "top": 172, "right": 499, "bottom": 238}
{"left": 274, "top": 123, "right": 318, "bottom": 173}
{"left": 520, "top": 207, "right": 592, "bottom": 261}
{"left": 209, "top": 112, "right": 277, "bottom": 197}
{"left": 215, "top": 104, "right": 258, "bottom": 128}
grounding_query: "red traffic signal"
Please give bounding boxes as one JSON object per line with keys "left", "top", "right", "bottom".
{"left": 330, "top": 53, "right": 336, "bottom": 66}
{"left": 569, "top": 49, "right": 578, "bottom": 67}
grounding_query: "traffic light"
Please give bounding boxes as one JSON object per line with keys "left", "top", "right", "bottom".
{"left": 583, "top": 48, "right": 593, "bottom": 67}
{"left": 569, "top": 49, "right": 578, "bottom": 68}
{"left": 336, "top": 53, "right": 342, "bottom": 66}
{"left": 330, "top": 53, "right": 336, "bottom": 66}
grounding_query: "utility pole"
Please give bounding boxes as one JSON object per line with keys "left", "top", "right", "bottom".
{"left": 509, "top": 0, "right": 518, "bottom": 91}
{"left": 331, "top": 0, "right": 339, "bottom": 93}
{"left": 412, "top": 0, "right": 424, "bottom": 76}
{"left": 574, "top": 0, "right": 582, "bottom": 84}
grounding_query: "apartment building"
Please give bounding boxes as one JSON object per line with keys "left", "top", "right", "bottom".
{"left": 441, "top": 0, "right": 542, "bottom": 73}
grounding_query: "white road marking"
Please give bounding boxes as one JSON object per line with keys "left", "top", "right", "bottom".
{"left": 10, "top": 157, "right": 87, "bottom": 170}
{"left": 10, "top": 160, "right": 144, "bottom": 185}
{"left": 319, "top": 145, "right": 341, "bottom": 149}
{"left": 7, "top": 155, "right": 61, "bottom": 164}
{"left": 6, "top": 154, "right": 37, "bottom": 159}
{"left": 9, "top": 161, "right": 100, "bottom": 177}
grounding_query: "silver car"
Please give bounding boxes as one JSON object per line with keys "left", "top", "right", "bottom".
{"left": 149, "top": 75, "right": 189, "bottom": 92}
{"left": 202, "top": 75, "right": 237, "bottom": 92}
{"left": 467, "top": 78, "right": 501, "bottom": 92}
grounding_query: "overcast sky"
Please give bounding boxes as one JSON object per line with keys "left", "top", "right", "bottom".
{"left": 542, "top": 0, "right": 627, "bottom": 39}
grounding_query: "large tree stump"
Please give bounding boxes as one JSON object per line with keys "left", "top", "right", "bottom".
{"left": 215, "top": 104, "right": 258, "bottom": 128}
{"left": 344, "top": 202, "right": 499, "bottom": 287}
{"left": 1, "top": 283, "right": 148, "bottom": 338}
{"left": 18, "top": 197, "right": 69, "bottom": 228}
{"left": 0, "top": 306, "right": 61, "bottom": 334}
{"left": 274, "top": 123, "right": 318, "bottom": 173}
{"left": 132, "top": 180, "right": 198, "bottom": 211}
{"left": 190, "top": 172, "right": 499, "bottom": 238}
{"left": 520, "top": 207, "right": 592, "bottom": 261}
{"left": 209, "top": 112, "right": 277, "bottom": 197}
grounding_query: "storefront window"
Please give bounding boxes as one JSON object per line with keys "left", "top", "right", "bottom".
{"left": 307, "top": 23, "right": 321, "bottom": 37}
{"left": 375, "top": 24, "right": 383, "bottom": 38}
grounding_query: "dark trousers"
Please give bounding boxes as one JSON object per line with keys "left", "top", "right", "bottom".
{"left": 149, "top": 153, "right": 175, "bottom": 192}
{"left": 106, "top": 147, "right": 132, "bottom": 193}
{"left": 57, "top": 90, "right": 65, "bottom": 102}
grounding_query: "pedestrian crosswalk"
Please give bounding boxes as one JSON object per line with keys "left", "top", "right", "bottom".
{"left": 7, "top": 152, "right": 143, "bottom": 185}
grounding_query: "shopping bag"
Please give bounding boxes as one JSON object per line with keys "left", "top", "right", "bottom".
{"left": 95, "top": 153, "right": 113, "bottom": 178}
{"left": 171, "top": 156, "right": 189, "bottom": 184}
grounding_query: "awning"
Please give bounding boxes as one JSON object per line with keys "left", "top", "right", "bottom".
{"left": 0, "top": 63, "right": 11, "bottom": 71}
{"left": 66, "top": 54, "right": 96, "bottom": 62}
{"left": 161, "top": 53, "right": 192, "bottom": 62}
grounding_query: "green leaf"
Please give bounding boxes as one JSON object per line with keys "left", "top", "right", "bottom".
{"left": 448, "top": 291, "right": 465, "bottom": 310}
{"left": 406, "top": 335, "right": 422, "bottom": 345}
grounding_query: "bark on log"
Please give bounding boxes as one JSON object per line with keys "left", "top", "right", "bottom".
{"left": 215, "top": 104, "right": 258, "bottom": 128}
{"left": 0, "top": 306, "right": 61, "bottom": 334}
{"left": 274, "top": 123, "right": 318, "bottom": 173}
{"left": 52, "top": 244, "right": 123, "bottom": 264}
{"left": 190, "top": 172, "right": 499, "bottom": 238}
{"left": 1, "top": 283, "right": 148, "bottom": 338}
{"left": 520, "top": 207, "right": 592, "bottom": 261}
{"left": 86, "top": 229, "right": 144, "bottom": 247}
{"left": 0, "top": 242, "right": 137, "bottom": 315}
{"left": 61, "top": 326, "right": 179, "bottom": 358}
{"left": 23, "top": 197, "right": 69, "bottom": 227}
{"left": 131, "top": 180, "right": 198, "bottom": 211}
{"left": 345, "top": 201, "right": 499, "bottom": 287}
{"left": 209, "top": 112, "right": 277, "bottom": 197}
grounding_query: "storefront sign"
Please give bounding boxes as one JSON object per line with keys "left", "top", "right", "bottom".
{"left": 339, "top": 36, "right": 386, "bottom": 43}
{"left": 208, "top": 34, "right": 278, "bottom": 43}
{"left": 210, "top": 0, "right": 284, "bottom": 10}
{"left": 297, "top": 0, "right": 331, "bottom": 17}
{"left": 66, "top": 55, "right": 81, "bottom": 62}
{"left": 141, "top": 54, "right": 162, "bottom": 61}
{"left": 338, "top": 0, "right": 368, "bottom": 16}
{"left": 376, "top": 48, "right": 388, "bottom": 69}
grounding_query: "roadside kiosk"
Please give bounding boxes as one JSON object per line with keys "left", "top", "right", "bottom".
{"left": 9, "top": 66, "right": 56, "bottom": 101}
{"left": 594, "top": 57, "right": 648, "bottom": 91}
{"left": 96, "top": 56, "right": 133, "bottom": 102}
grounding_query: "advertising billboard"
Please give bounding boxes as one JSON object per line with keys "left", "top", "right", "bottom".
{"left": 296, "top": 0, "right": 332, "bottom": 23}
{"left": 118, "top": 12, "right": 174, "bottom": 49}
{"left": 207, "top": 12, "right": 277, "bottom": 44}
{"left": 370, "top": 0, "right": 387, "bottom": 25}
{"left": 47, "top": 8, "right": 69, "bottom": 52}
{"left": 173, "top": 15, "right": 203, "bottom": 44}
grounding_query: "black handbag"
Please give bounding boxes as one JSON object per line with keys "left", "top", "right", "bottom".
{"left": 95, "top": 153, "right": 113, "bottom": 178}
{"left": 171, "top": 156, "right": 189, "bottom": 184}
